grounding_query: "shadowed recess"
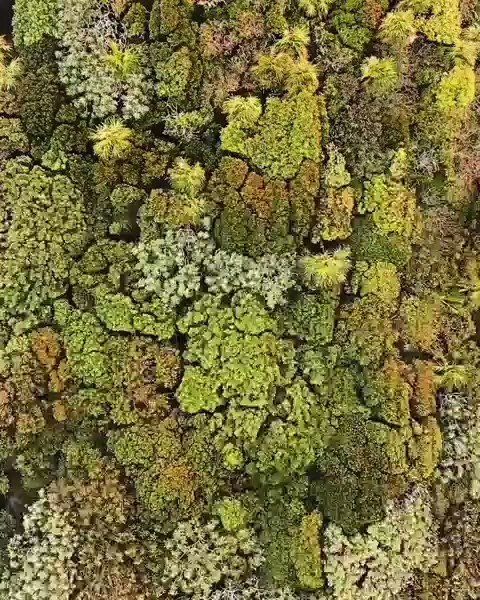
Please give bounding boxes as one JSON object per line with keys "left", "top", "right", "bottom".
{"left": 0, "top": 0, "right": 13, "bottom": 36}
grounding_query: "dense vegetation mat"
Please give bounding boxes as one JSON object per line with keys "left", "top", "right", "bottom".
{"left": 0, "top": 0, "right": 479, "bottom": 598}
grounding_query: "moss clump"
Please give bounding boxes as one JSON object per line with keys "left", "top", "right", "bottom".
{"left": 3, "top": 0, "right": 478, "bottom": 596}
{"left": 222, "top": 91, "right": 322, "bottom": 180}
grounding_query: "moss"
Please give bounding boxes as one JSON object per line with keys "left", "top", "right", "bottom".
{"left": 417, "top": 64, "right": 476, "bottom": 169}
{"left": 177, "top": 366, "right": 224, "bottom": 413}
{"left": 107, "top": 416, "right": 202, "bottom": 520}
{"left": 215, "top": 498, "right": 249, "bottom": 532}
{"left": 5, "top": 0, "right": 479, "bottom": 596}
{"left": 222, "top": 91, "right": 322, "bottom": 180}
{"left": 259, "top": 494, "right": 306, "bottom": 587}
{"left": 213, "top": 187, "right": 268, "bottom": 255}
{"left": 142, "top": 141, "right": 175, "bottom": 186}
{"left": 362, "top": 57, "right": 400, "bottom": 98}
{"left": 353, "top": 261, "right": 401, "bottom": 306}
{"left": 91, "top": 119, "right": 134, "bottom": 161}
{"left": 312, "top": 416, "right": 395, "bottom": 533}
{"left": 213, "top": 157, "right": 249, "bottom": 190}
{"left": 16, "top": 47, "right": 62, "bottom": 144}
{"left": 408, "top": 0, "right": 461, "bottom": 45}
{"left": 289, "top": 160, "right": 320, "bottom": 240}
{"left": 360, "top": 174, "right": 417, "bottom": 238}
{"left": 211, "top": 171, "right": 294, "bottom": 257}
{"left": 153, "top": 45, "right": 200, "bottom": 104}
{"left": 125, "top": 2, "right": 148, "bottom": 38}
{"left": 299, "top": 250, "right": 351, "bottom": 293}
{"left": 109, "top": 184, "right": 146, "bottom": 235}
{"left": 136, "top": 462, "right": 198, "bottom": 518}
{"left": 247, "top": 92, "right": 322, "bottom": 180}
{"left": 0, "top": 160, "right": 88, "bottom": 325}
{"left": 13, "top": 0, "right": 59, "bottom": 47}
{"left": 0, "top": 118, "right": 29, "bottom": 155}
{"left": 143, "top": 188, "right": 206, "bottom": 230}
{"left": 177, "top": 295, "right": 292, "bottom": 410}
{"left": 351, "top": 217, "right": 412, "bottom": 268}
{"left": 435, "top": 65, "right": 475, "bottom": 118}
{"left": 316, "top": 186, "right": 355, "bottom": 242}
{"left": 291, "top": 513, "right": 323, "bottom": 590}
{"left": 412, "top": 360, "right": 437, "bottom": 418}
{"left": 150, "top": 0, "right": 195, "bottom": 39}
{"left": 399, "top": 296, "right": 443, "bottom": 354}
{"left": 381, "top": 9, "right": 417, "bottom": 49}
{"left": 94, "top": 286, "right": 137, "bottom": 333}
{"left": 408, "top": 416, "right": 443, "bottom": 479}
{"left": 221, "top": 96, "right": 263, "bottom": 157}
{"left": 330, "top": 0, "right": 386, "bottom": 54}
{"left": 363, "top": 358, "right": 412, "bottom": 427}
{"left": 280, "top": 294, "right": 337, "bottom": 348}
{"left": 336, "top": 298, "right": 398, "bottom": 367}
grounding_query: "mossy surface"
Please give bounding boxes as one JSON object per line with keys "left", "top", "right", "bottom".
{"left": 0, "top": 0, "right": 478, "bottom": 597}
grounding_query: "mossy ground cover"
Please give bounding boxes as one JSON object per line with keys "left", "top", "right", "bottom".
{"left": 0, "top": 0, "right": 479, "bottom": 598}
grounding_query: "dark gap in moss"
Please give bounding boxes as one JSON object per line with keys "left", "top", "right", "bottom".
{"left": 304, "top": 236, "right": 344, "bottom": 256}
{"left": 212, "top": 105, "right": 227, "bottom": 128}
{"left": 471, "top": 310, "right": 480, "bottom": 342}
{"left": 0, "top": 0, "right": 13, "bottom": 37}
{"left": 397, "top": 346, "right": 434, "bottom": 364}
{"left": 139, "top": 0, "right": 154, "bottom": 10}
{"left": 191, "top": 3, "right": 206, "bottom": 24}
{"left": 3, "top": 467, "right": 31, "bottom": 522}
{"left": 108, "top": 229, "right": 141, "bottom": 243}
